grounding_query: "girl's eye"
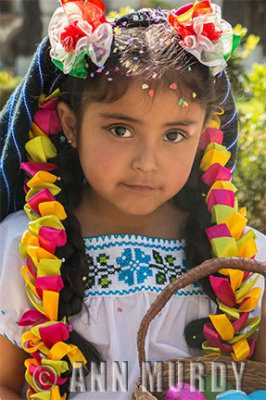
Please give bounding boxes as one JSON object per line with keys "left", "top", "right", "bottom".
{"left": 110, "top": 126, "right": 132, "bottom": 138}
{"left": 164, "top": 131, "right": 186, "bottom": 143}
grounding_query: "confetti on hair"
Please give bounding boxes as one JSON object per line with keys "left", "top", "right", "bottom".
{"left": 152, "top": 72, "right": 158, "bottom": 79}
{"left": 170, "top": 83, "right": 177, "bottom": 90}
{"left": 183, "top": 101, "right": 188, "bottom": 107}
{"left": 105, "top": 71, "right": 110, "bottom": 75}
{"left": 122, "top": 21, "right": 127, "bottom": 26}
{"left": 139, "top": 50, "right": 144, "bottom": 54}
{"left": 133, "top": 65, "right": 139, "bottom": 72}
{"left": 108, "top": 78, "right": 113, "bottom": 81}
{"left": 114, "top": 66, "right": 120, "bottom": 72}
{"left": 127, "top": 39, "right": 134, "bottom": 44}
{"left": 113, "top": 47, "right": 118, "bottom": 53}
{"left": 178, "top": 98, "right": 184, "bottom": 106}
{"left": 188, "top": 66, "right": 192, "bottom": 72}
{"left": 192, "top": 92, "right": 197, "bottom": 98}
{"left": 165, "top": 39, "right": 171, "bottom": 45}
{"left": 96, "top": 68, "right": 103, "bottom": 73}
{"left": 114, "top": 28, "right": 121, "bottom": 34}
{"left": 90, "top": 73, "right": 95, "bottom": 78}
{"left": 133, "top": 57, "right": 139, "bottom": 61}
{"left": 142, "top": 84, "right": 149, "bottom": 90}
{"left": 149, "top": 90, "right": 154, "bottom": 97}
{"left": 125, "top": 61, "right": 131, "bottom": 68}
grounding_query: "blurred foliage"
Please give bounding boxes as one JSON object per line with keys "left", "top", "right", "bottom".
{"left": 149, "top": 0, "right": 172, "bottom": 9}
{"left": 233, "top": 63, "right": 266, "bottom": 232}
{"left": 107, "top": 6, "right": 134, "bottom": 20}
{"left": 0, "top": 71, "right": 21, "bottom": 110}
{"left": 227, "top": 24, "right": 260, "bottom": 95}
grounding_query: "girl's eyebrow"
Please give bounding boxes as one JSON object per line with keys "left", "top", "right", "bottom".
{"left": 99, "top": 112, "right": 197, "bottom": 126}
{"left": 99, "top": 113, "right": 140, "bottom": 123}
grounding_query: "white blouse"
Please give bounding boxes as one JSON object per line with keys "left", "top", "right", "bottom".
{"left": 0, "top": 210, "right": 265, "bottom": 400}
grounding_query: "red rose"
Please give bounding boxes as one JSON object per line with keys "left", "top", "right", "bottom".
{"left": 60, "top": 21, "right": 86, "bottom": 52}
{"left": 202, "top": 23, "right": 222, "bottom": 41}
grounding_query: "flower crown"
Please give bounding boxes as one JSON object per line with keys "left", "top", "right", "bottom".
{"left": 48, "top": 0, "right": 240, "bottom": 78}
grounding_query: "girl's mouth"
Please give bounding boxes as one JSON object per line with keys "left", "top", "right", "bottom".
{"left": 122, "top": 183, "right": 157, "bottom": 193}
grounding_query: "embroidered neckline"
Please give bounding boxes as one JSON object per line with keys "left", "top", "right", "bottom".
{"left": 83, "top": 233, "right": 185, "bottom": 244}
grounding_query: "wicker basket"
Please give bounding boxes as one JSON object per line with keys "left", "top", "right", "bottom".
{"left": 132, "top": 257, "right": 266, "bottom": 399}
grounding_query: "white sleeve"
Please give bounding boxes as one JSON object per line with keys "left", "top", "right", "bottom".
{"left": 0, "top": 210, "right": 32, "bottom": 348}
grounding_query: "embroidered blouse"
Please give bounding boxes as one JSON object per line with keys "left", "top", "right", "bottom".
{"left": 0, "top": 210, "right": 265, "bottom": 400}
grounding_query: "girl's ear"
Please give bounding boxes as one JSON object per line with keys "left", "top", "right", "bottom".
{"left": 57, "top": 102, "right": 78, "bottom": 148}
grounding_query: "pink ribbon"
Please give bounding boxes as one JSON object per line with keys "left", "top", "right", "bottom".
{"left": 39, "top": 322, "right": 69, "bottom": 348}
{"left": 201, "top": 163, "right": 232, "bottom": 186}
{"left": 209, "top": 275, "right": 236, "bottom": 307}
{"left": 203, "top": 322, "right": 233, "bottom": 353}
{"left": 26, "top": 256, "right": 37, "bottom": 278}
{"left": 28, "top": 363, "right": 67, "bottom": 388}
{"left": 38, "top": 226, "right": 67, "bottom": 253}
{"left": 35, "top": 275, "right": 64, "bottom": 298}
{"left": 207, "top": 188, "right": 235, "bottom": 211}
{"left": 232, "top": 312, "right": 249, "bottom": 332}
{"left": 21, "top": 162, "right": 57, "bottom": 176}
{"left": 247, "top": 338, "right": 256, "bottom": 358}
{"left": 18, "top": 310, "right": 49, "bottom": 326}
{"left": 205, "top": 223, "right": 231, "bottom": 241}
{"left": 34, "top": 98, "right": 61, "bottom": 135}
{"left": 28, "top": 188, "right": 56, "bottom": 214}
{"left": 199, "top": 127, "right": 223, "bottom": 150}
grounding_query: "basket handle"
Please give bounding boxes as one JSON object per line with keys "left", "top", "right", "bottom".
{"left": 137, "top": 257, "right": 266, "bottom": 369}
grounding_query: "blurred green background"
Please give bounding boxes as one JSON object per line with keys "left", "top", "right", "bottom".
{"left": 0, "top": 1, "right": 265, "bottom": 233}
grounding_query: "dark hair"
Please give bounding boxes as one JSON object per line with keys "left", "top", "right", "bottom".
{"left": 48, "top": 14, "right": 231, "bottom": 396}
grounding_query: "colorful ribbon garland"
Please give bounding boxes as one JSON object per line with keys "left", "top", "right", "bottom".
{"left": 18, "top": 90, "right": 87, "bottom": 400}
{"left": 199, "top": 111, "right": 261, "bottom": 361}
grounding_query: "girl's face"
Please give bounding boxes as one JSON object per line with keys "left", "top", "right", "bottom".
{"left": 62, "top": 81, "right": 206, "bottom": 218}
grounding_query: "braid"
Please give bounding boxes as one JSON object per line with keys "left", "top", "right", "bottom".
{"left": 50, "top": 136, "right": 102, "bottom": 379}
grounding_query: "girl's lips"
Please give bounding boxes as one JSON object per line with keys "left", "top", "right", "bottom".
{"left": 122, "top": 183, "right": 156, "bottom": 192}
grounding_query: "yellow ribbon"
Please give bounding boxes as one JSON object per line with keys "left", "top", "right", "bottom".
{"left": 27, "top": 171, "right": 58, "bottom": 188}
{"left": 231, "top": 338, "right": 250, "bottom": 361}
{"left": 236, "top": 287, "right": 262, "bottom": 312}
{"left": 48, "top": 342, "right": 87, "bottom": 365}
{"left": 43, "top": 290, "right": 59, "bottom": 321}
{"left": 20, "top": 265, "right": 39, "bottom": 298}
{"left": 20, "top": 230, "right": 39, "bottom": 258}
{"left": 37, "top": 259, "right": 63, "bottom": 277}
{"left": 209, "top": 314, "right": 235, "bottom": 341}
{"left": 29, "top": 216, "right": 65, "bottom": 236}
{"left": 220, "top": 211, "right": 247, "bottom": 240}
{"left": 210, "top": 204, "right": 235, "bottom": 224}
{"left": 235, "top": 274, "right": 260, "bottom": 301}
{"left": 39, "top": 201, "right": 67, "bottom": 220}
{"left": 26, "top": 184, "right": 61, "bottom": 201}
{"left": 200, "top": 148, "right": 231, "bottom": 172}
{"left": 29, "top": 122, "right": 47, "bottom": 139}
{"left": 24, "top": 203, "right": 39, "bottom": 221}
{"left": 229, "top": 317, "right": 261, "bottom": 344}
{"left": 210, "top": 237, "right": 238, "bottom": 257}
{"left": 27, "top": 246, "right": 58, "bottom": 268}
{"left": 217, "top": 299, "right": 240, "bottom": 319}
{"left": 25, "top": 136, "right": 57, "bottom": 163}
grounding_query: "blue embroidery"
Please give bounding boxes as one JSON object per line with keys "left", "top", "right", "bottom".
{"left": 117, "top": 248, "right": 152, "bottom": 286}
{"left": 84, "top": 285, "right": 205, "bottom": 297}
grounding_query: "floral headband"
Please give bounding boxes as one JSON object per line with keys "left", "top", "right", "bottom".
{"left": 48, "top": 0, "right": 241, "bottom": 78}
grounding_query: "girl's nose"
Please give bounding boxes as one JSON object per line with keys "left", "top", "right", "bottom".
{"left": 132, "top": 142, "right": 159, "bottom": 174}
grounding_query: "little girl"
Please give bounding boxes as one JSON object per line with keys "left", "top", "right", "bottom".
{"left": 0, "top": 1, "right": 265, "bottom": 399}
